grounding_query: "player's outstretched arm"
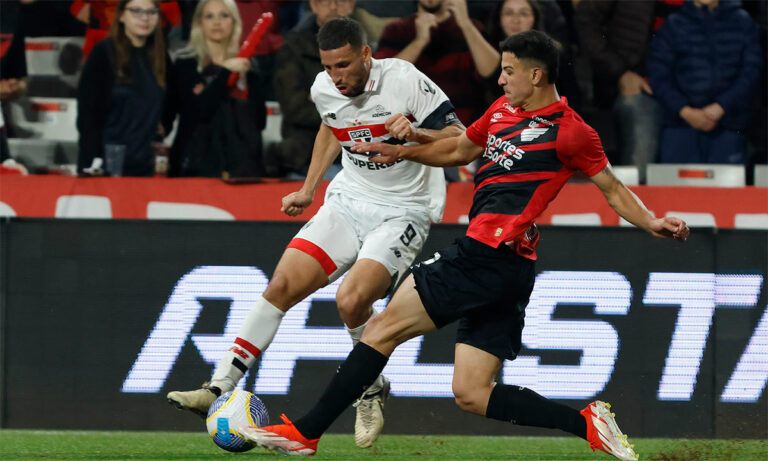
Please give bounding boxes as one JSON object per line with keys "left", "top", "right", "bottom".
{"left": 385, "top": 113, "right": 464, "bottom": 144}
{"left": 351, "top": 132, "right": 483, "bottom": 167}
{"left": 281, "top": 123, "right": 341, "bottom": 217}
{"left": 590, "top": 165, "right": 690, "bottom": 242}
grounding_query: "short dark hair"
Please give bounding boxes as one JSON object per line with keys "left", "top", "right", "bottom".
{"left": 499, "top": 30, "right": 559, "bottom": 83}
{"left": 317, "top": 17, "right": 367, "bottom": 51}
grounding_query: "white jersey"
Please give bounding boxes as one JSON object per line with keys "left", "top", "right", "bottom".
{"left": 311, "top": 58, "right": 459, "bottom": 223}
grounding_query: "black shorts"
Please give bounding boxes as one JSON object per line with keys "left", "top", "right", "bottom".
{"left": 411, "top": 236, "right": 535, "bottom": 360}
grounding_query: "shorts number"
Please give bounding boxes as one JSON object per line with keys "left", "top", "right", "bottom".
{"left": 399, "top": 224, "right": 416, "bottom": 246}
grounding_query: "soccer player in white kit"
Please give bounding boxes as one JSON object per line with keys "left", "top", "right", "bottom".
{"left": 167, "top": 17, "right": 464, "bottom": 448}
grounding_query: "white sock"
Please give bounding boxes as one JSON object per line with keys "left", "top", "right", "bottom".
{"left": 346, "top": 309, "right": 385, "bottom": 396}
{"left": 210, "top": 296, "right": 285, "bottom": 393}
{"left": 345, "top": 308, "right": 378, "bottom": 347}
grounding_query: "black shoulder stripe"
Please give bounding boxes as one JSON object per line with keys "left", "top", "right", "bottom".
{"left": 420, "top": 100, "right": 462, "bottom": 130}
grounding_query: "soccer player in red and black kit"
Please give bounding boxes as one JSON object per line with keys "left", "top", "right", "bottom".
{"left": 239, "top": 30, "right": 690, "bottom": 460}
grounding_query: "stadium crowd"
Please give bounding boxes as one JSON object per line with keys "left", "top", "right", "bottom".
{"left": 0, "top": 0, "right": 765, "bottom": 181}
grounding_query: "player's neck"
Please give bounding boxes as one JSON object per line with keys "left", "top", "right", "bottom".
{"left": 519, "top": 86, "right": 560, "bottom": 112}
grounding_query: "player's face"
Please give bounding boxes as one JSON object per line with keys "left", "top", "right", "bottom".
{"left": 498, "top": 52, "right": 536, "bottom": 106}
{"left": 310, "top": 0, "right": 356, "bottom": 27}
{"left": 500, "top": 0, "right": 536, "bottom": 36}
{"left": 320, "top": 43, "right": 372, "bottom": 97}
{"left": 200, "top": 0, "right": 235, "bottom": 44}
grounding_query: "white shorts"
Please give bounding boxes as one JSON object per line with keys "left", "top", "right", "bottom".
{"left": 288, "top": 192, "right": 431, "bottom": 290}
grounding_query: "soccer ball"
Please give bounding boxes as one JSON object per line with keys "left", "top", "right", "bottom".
{"left": 206, "top": 390, "right": 269, "bottom": 452}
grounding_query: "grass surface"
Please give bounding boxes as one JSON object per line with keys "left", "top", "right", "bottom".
{"left": 0, "top": 430, "right": 765, "bottom": 461}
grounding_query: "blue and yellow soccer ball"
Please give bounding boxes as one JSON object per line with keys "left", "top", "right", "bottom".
{"left": 206, "top": 390, "right": 269, "bottom": 452}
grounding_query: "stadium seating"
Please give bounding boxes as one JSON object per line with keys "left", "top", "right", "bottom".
{"left": 754, "top": 165, "right": 768, "bottom": 187}
{"left": 646, "top": 163, "right": 746, "bottom": 187}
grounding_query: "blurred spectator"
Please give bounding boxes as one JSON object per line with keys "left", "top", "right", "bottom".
{"left": 236, "top": 0, "right": 286, "bottom": 100}
{"left": 375, "top": 0, "right": 492, "bottom": 126}
{"left": 742, "top": 0, "right": 767, "bottom": 171}
{"left": 71, "top": 0, "right": 181, "bottom": 59}
{"left": 77, "top": 0, "right": 173, "bottom": 176}
{"left": 0, "top": 0, "right": 28, "bottom": 162}
{"left": 575, "top": 0, "right": 665, "bottom": 180}
{"left": 483, "top": 0, "right": 581, "bottom": 111}
{"left": 19, "top": 0, "right": 86, "bottom": 37}
{"left": 648, "top": 0, "right": 762, "bottom": 164}
{"left": 166, "top": 0, "right": 267, "bottom": 178}
{"left": 271, "top": 0, "right": 356, "bottom": 177}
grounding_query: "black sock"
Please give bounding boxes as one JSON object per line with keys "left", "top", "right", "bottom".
{"left": 293, "top": 342, "right": 389, "bottom": 439}
{"left": 485, "top": 385, "right": 587, "bottom": 439}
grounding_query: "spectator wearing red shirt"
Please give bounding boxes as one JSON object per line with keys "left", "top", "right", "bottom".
{"left": 375, "top": 0, "right": 496, "bottom": 126}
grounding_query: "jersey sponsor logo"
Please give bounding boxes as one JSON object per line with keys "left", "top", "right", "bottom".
{"left": 349, "top": 128, "right": 373, "bottom": 143}
{"left": 531, "top": 115, "right": 555, "bottom": 127}
{"left": 503, "top": 103, "right": 515, "bottom": 114}
{"left": 491, "top": 112, "right": 503, "bottom": 123}
{"left": 483, "top": 133, "right": 526, "bottom": 170}
{"left": 419, "top": 79, "right": 436, "bottom": 95}
{"left": 372, "top": 105, "right": 391, "bottom": 118}
{"left": 345, "top": 151, "right": 403, "bottom": 170}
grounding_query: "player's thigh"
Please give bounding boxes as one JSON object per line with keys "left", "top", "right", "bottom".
{"left": 357, "top": 210, "right": 430, "bottom": 291}
{"left": 264, "top": 248, "right": 331, "bottom": 308}
{"left": 361, "top": 274, "right": 437, "bottom": 356}
{"left": 288, "top": 199, "right": 360, "bottom": 282}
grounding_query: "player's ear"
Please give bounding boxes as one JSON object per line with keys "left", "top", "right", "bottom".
{"left": 530, "top": 67, "right": 544, "bottom": 85}
{"left": 362, "top": 44, "right": 372, "bottom": 60}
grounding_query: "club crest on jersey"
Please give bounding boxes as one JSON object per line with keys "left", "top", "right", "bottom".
{"left": 520, "top": 121, "right": 549, "bottom": 142}
{"left": 491, "top": 112, "right": 503, "bottom": 122}
{"left": 349, "top": 128, "right": 373, "bottom": 143}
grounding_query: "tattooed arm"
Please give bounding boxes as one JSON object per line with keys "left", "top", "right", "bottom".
{"left": 590, "top": 165, "right": 690, "bottom": 242}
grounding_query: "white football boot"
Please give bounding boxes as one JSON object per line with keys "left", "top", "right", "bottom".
{"left": 166, "top": 382, "right": 219, "bottom": 418}
{"left": 352, "top": 375, "right": 390, "bottom": 448}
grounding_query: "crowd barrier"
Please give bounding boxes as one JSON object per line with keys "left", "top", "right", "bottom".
{"left": 2, "top": 176, "right": 767, "bottom": 228}
{"left": 0, "top": 218, "right": 765, "bottom": 438}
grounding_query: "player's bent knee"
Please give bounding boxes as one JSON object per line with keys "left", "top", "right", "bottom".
{"left": 263, "top": 271, "right": 297, "bottom": 307}
{"left": 454, "top": 389, "right": 487, "bottom": 415}
{"left": 335, "top": 287, "right": 366, "bottom": 317}
{"left": 452, "top": 386, "right": 486, "bottom": 415}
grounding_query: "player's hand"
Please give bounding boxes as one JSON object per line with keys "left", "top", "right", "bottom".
{"left": 281, "top": 190, "right": 313, "bottom": 217}
{"left": 222, "top": 57, "right": 251, "bottom": 74}
{"left": 648, "top": 217, "right": 690, "bottom": 242}
{"left": 350, "top": 142, "right": 401, "bottom": 164}
{"left": 679, "top": 106, "right": 717, "bottom": 132}
{"left": 445, "top": 0, "right": 471, "bottom": 29}
{"left": 385, "top": 113, "right": 419, "bottom": 141}
{"left": 414, "top": 12, "right": 437, "bottom": 44}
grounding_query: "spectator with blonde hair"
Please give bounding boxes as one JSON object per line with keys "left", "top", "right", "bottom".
{"left": 166, "top": 0, "right": 267, "bottom": 177}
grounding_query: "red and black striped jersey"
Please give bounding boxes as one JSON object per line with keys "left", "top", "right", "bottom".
{"left": 464, "top": 96, "right": 608, "bottom": 255}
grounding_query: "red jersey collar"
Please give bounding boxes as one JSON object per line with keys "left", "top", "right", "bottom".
{"left": 513, "top": 96, "right": 568, "bottom": 116}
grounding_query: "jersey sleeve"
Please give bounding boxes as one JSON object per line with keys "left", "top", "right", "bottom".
{"left": 556, "top": 120, "right": 608, "bottom": 177}
{"left": 465, "top": 100, "right": 500, "bottom": 147}
{"left": 403, "top": 65, "right": 458, "bottom": 130}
